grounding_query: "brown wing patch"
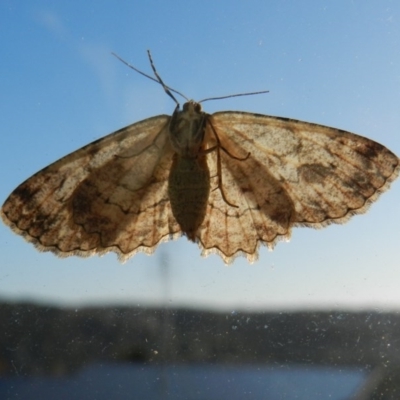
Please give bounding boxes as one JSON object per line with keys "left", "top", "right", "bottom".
{"left": 199, "top": 112, "right": 399, "bottom": 263}
{"left": 1, "top": 115, "right": 181, "bottom": 261}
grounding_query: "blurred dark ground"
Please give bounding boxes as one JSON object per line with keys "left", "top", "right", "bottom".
{"left": 0, "top": 302, "right": 399, "bottom": 399}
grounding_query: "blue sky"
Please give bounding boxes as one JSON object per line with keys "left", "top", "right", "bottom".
{"left": 1, "top": 1, "right": 399, "bottom": 311}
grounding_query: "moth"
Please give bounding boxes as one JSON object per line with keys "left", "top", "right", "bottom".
{"left": 2, "top": 52, "right": 399, "bottom": 263}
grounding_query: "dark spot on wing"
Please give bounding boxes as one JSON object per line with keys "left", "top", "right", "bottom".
{"left": 299, "top": 163, "right": 332, "bottom": 184}
{"left": 12, "top": 184, "right": 40, "bottom": 203}
{"left": 355, "top": 141, "right": 382, "bottom": 159}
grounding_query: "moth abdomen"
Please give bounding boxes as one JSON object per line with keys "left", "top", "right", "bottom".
{"left": 168, "top": 154, "right": 210, "bottom": 240}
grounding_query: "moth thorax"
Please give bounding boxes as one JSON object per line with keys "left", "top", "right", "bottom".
{"left": 168, "top": 101, "right": 207, "bottom": 157}
{"left": 168, "top": 154, "right": 210, "bottom": 241}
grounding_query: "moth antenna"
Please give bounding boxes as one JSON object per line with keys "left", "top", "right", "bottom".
{"left": 199, "top": 90, "right": 269, "bottom": 103}
{"left": 112, "top": 52, "right": 188, "bottom": 103}
{"left": 147, "top": 50, "right": 183, "bottom": 106}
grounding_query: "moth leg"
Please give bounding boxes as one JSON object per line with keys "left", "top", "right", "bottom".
{"left": 204, "top": 121, "right": 250, "bottom": 208}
